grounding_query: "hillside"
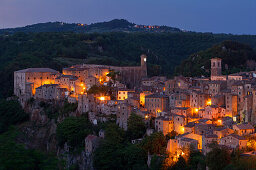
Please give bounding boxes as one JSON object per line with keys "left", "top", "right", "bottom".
{"left": 0, "top": 31, "right": 256, "bottom": 98}
{"left": 175, "top": 40, "right": 256, "bottom": 77}
{"left": 0, "top": 19, "right": 182, "bottom": 34}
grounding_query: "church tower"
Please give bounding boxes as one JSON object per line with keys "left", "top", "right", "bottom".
{"left": 211, "top": 58, "right": 222, "bottom": 77}
{"left": 141, "top": 54, "right": 147, "bottom": 78}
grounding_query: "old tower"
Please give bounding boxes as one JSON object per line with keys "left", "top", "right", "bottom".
{"left": 211, "top": 58, "right": 222, "bottom": 77}
{"left": 141, "top": 54, "right": 147, "bottom": 78}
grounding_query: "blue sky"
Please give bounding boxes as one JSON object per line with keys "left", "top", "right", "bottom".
{"left": 0, "top": 0, "right": 255, "bottom": 34}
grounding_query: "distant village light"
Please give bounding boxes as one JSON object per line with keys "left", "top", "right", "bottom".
{"left": 180, "top": 127, "right": 185, "bottom": 134}
{"left": 233, "top": 117, "right": 237, "bottom": 122}
{"left": 207, "top": 99, "right": 212, "bottom": 106}
{"left": 99, "top": 96, "right": 105, "bottom": 101}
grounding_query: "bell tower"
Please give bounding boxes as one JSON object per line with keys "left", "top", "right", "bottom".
{"left": 211, "top": 58, "right": 222, "bottom": 77}
{"left": 141, "top": 54, "right": 147, "bottom": 77}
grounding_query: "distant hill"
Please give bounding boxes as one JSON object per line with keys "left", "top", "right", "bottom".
{"left": 0, "top": 19, "right": 182, "bottom": 34}
{"left": 175, "top": 40, "right": 256, "bottom": 77}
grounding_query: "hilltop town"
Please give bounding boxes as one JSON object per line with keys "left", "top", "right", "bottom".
{"left": 13, "top": 54, "right": 256, "bottom": 167}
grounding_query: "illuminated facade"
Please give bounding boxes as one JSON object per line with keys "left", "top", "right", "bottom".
{"left": 145, "top": 94, "right": 169, "bottom": 116}
{"left": 14, "top": 68, "right": 59, "bottom": 104}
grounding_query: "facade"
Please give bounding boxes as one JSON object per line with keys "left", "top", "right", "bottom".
{"left": 155, "top": 116, "right": 174, "bottom": 135}
{"left": 233, "top": 123, "right": 255, "bottom": 136}
{"left": 210, "top": 58, "right": 226, "bottom": 81}
{"left": 116, "top": 103, "right": 132, "bottom": 130}
{"left": 34, "top": 84, "right": 59, "bottom": 100}
{"left": 219, "top": 134, "right": 247, "bottom": 149}
{"left": 145, "top": 94, "right": 169, "bottom": 116}
{"left": 14, "top": 68, "right": 59, "bottom": 104}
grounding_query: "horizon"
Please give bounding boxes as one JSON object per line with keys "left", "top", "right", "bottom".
{"left": 0, "top": 0, "right": 255, "bottom": 35}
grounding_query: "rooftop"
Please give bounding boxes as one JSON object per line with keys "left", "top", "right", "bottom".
{"left": 145, "top": 93, "right": 169, "bottom": 98}
{"left": 15, "top": 68, "right": 58, "bottom": 73}
{"left": 235, "top": 123, "right": 254, "bottom": 130}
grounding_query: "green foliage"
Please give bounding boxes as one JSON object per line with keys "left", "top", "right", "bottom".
{"left": 0, "top": 128, "right": 61, "bottom": 170}
{"left": 0, "top": 19, "right": 181, "bottom": 34}
{"left": 93, "top": 141, "right": 147, "bottom": 170}
{"left": 93, "top": 122, "right": 147, "bottom": 170}
{"left": 127, "top": 112, "right": 146, "bottom": 140}
{"left": 0, "top": 99, "right": 29, "bottom": 133}
{"left": 104, "top": 123, "right": 125, "bottom": 144}
{"left": 106, "top": 70, "right": 120, "bottom": 82}
{"left": 176, "top": 40, "right": 256, "bottom": 77}
{"left": 59, "top": 101, "right": 78, "bottom": 116}
{"left": 150, "top": 155, "right": 165, "bottom": 170}
{"left": 166, "top": 130, "right": 178, "bottom": 140}
{"left": 187, "top": 151, "right": 206, "bottom": 170}
{"left": 230, "top": 156, "right": 256, "bottom": 170}
{"left": 87, "top": 85, "right": 109, "bottom": 95}
{"left": 206, "top": 145, "right": 231, "bottom": 170}
{"left": 140, "top": 132, "right": 167, "bottom": 155}
{"left": 39, "top": 100, "right": 78, "bottom": 120}
{"left": 171, "top": 156, "right": 188, "bottom": 170}
{"left": 56, "top": 115, "right": 92, "bottom": 148}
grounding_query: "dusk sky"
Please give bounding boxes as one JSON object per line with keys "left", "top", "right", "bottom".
{"left": 0, "top": 0, "right": 255, "bottom": 35}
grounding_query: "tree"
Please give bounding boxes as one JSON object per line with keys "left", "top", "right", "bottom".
{"left": 140, "top": 132, "right": 167, "bottom": 155}
{"left": 127, "top": 112, "right": 146, "bottom": 140}
{"left": 104, "top": 123, "right": 125, "bottom": 144}
{"left": 94, "top": 141, "right": 147, "bottom": 170}
{"left": 187, "top": 151, "right": 206, "bottom": 170}
{"left": 0, "top": 128, "right": 61, "bottom": 169}
{"left": 206, "top": 145, "right": 231, "bottom": 170}
{"left": 56, "top": 116, "right": 92, "bottom": 148}
{"left": 0, "top": 99, "right": 29, "bottom": 133}
{"left": 171, "top": 156, "right": 188, "bottom": 170}
{"left": 150, "top": 155, "right": 164, "bottom": 170}
{"left": 87, "top": 85, "right": 109, "bottom": 95}
{"left": 166, "top": 130, "right": 178, "bottom": 140}
{"left": 106, "top": 70, "right": 120, "bottom": 83}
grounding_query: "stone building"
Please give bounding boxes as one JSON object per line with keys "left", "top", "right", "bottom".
{"left": 155, "top": 116, "right": 174, "bottom": 135}
{"left": 34, "top": 84, "right": 59, "bottom": 100}
{"left": 77, "top": 94, "right": 90, "bottom": 113}
{"left": 116, "top": 103, "right": 133, "bottom": 130}
{"left": 64, "top": 54, "right": 147, "bottom": 88}
{"left": 219, "top": 134, "right": 247, "bottom": 149}
{"left": 210, "top": 58, "right": 226, "bottom": 81}
{"left": 233, "top": 123, "right": 255, "bottom": 136}
{"left": 145, "top": 93, "right": 169, "bottom": 116}
{"left": 14, "top": 68, "right": 59, "bottom": 104}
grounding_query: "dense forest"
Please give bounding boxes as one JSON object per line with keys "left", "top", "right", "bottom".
{"left": 175, "top": 40, "right": 256, "bottom": 77}
{"left": 1, "top": 31, "right": 256, "bottom": 98}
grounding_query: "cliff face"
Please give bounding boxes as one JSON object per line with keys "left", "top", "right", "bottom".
{"left": 16, "top": 100, "right": 94, "bottom": 170}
